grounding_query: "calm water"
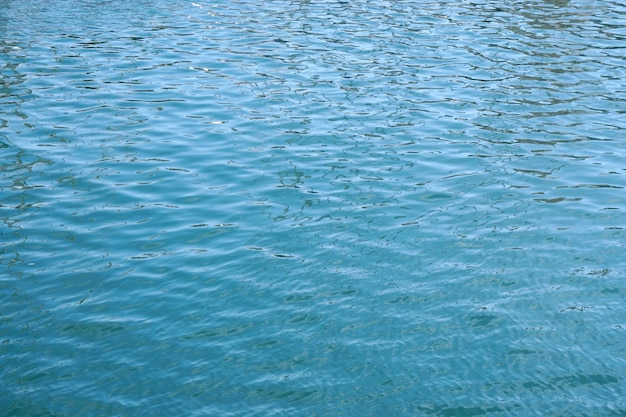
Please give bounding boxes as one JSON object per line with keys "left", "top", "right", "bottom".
{"left": 2, "top": 0, "right": 626, "bottom": 415}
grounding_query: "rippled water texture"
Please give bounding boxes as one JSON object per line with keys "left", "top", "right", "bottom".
{"left": 2, "top": 0, "right": 626, "bottom": 415}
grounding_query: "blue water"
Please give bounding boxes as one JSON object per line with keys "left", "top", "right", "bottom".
{"left": 2, "top": 0, "right": 626, "bottom": 415}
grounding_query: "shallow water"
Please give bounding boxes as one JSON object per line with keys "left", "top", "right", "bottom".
{"left": 1, "top": 0, "right": 626, "bottom": 415}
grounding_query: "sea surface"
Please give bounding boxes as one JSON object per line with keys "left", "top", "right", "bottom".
{"left": 1, "top": 0, "right": 626, "bottom": 415}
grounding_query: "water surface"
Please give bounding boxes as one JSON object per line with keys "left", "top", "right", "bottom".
{"left": 1, "top": 0, "right": 626, "bottom": 415}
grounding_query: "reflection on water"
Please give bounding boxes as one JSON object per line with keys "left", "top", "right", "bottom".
{"left": 1, "top": 0, "right": 626, "bottom": 415}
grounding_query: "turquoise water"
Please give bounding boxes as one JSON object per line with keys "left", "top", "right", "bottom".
{"left": 2, "top": 0, "right": 626, "bottom": 415}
